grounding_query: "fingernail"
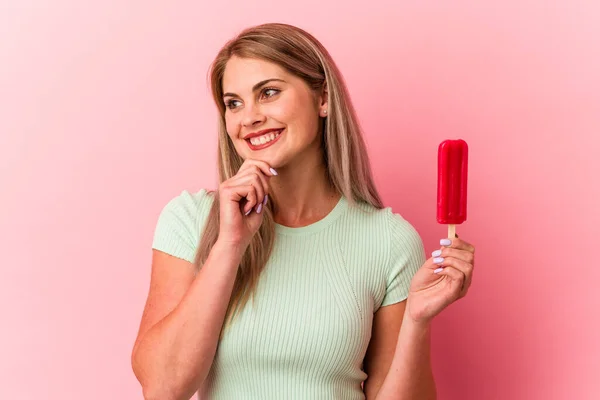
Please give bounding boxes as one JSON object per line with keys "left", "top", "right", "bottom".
{"left": 263, "top": 194, "right": 268, "bottom": 205}
{"left": 244, "top": 209, "right": 252, "bottom": 216}
{"left": 256, "top": 203, "right": 263, "bottom": 214}
{"left": 434, "top": 267, "right": 444, "bottom": 274}
{"left": 269, "top": 168, "right": 278, "bottom": 176}
{"left": 440, "top": 239, "right": 452, "bottom": 246}
{"left": 433, "top": 257, "right": 444, "bottom": 264}
{"left": 432, "top": 249, "right": 442, "bottom": 257}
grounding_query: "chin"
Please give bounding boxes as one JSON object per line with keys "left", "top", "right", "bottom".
{"left": 259, "top": 154, "right": 285, "bottom": 169}
{"left": 247, "top": 145, "right": 288, "bottom": 168}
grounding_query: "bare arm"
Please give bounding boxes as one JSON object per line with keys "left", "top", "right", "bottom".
{"left": 369, "top": 235, "right": 478, "bottom": 399}
{"left": 363, "top": 301, "right": 436, "bottom": 400}
{"left": 131, "top": 240, "right": 245, "bottom": 400}
{"left": 132, "top": 160, "right": 275, "bottom": 400}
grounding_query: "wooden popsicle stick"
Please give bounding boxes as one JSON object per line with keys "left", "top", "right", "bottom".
{"left": 447, "top": 224, "right": 456, "bottom": 240}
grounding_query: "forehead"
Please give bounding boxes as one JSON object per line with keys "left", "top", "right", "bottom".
{"left": 222, "top": 56, "right": 289, "bottom": 92}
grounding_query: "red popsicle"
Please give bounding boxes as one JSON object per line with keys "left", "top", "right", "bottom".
{"left": 437, "top": 139, "right": 468, "bottom": 239}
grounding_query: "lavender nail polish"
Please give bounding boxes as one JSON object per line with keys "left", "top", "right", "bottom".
{"left": 269, "top": 168, "right": 278, "bottom": 175}
{"left": 263, "top": 194, "right": 268, "bottom": 205}
{"left": 440, "top": 239, "right": 452, "bottom": 246}
{"left": 256, "top": 203, "right": 263, "bottom": 214}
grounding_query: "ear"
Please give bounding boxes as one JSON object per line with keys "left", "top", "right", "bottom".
{"left": 318, "top": 80, "right": 328, "bottom": 114}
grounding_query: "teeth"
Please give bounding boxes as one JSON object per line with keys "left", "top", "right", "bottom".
{"left": 250, "top": 130, "right": 281, "bottom": 146}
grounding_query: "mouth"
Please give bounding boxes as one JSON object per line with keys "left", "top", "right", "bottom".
{"left": 245, "top": 129, "right": 284, "bottom": 150}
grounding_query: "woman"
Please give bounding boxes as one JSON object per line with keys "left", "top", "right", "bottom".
{"left": 131, "top": 22, "right": 476, "bottom": 400}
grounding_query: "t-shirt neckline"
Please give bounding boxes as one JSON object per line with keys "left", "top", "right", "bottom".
{"left": 274, "top": 195, "right": 347, "bottom": 236}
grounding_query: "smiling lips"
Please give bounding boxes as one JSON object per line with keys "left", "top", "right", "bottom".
{"left": 245, "top": 129, "right": 284, "bottom": 150}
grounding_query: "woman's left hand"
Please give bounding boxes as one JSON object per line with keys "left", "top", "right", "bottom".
{"left": 406, "top": 237, "right": 476, "bottom": 325}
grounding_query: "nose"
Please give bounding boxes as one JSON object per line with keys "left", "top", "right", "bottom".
{"left": 241, "top": 103, "right": 266, "bottom": 128}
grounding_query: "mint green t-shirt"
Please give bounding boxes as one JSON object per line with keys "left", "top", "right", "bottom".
{"left": 152, "top": 189, "right": 426, "bottom": 400}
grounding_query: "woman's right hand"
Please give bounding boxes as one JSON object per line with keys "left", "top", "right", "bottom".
{"left": 217, "top": 160, "right": 277, "bottom": 249}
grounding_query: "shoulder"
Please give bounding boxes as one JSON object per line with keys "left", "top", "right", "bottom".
{"left": 345, "top": 200, "right": 423, "bottom": 247}
{"left": 340, "top": 200, "right": 425, "bottom": 270}
{"left": 340, "top": 200, "right": 426, "bottom": 308}
{"left": 363, "top": 204, "right": 426, "bottom": 308}
{"left": 377, "top": 206, "right": 425, "bottom": 268}
{"left": 383, "top": 208, "right": 424, "bottom": 251}
{"left": 159, "top": 188, "right": 215, "bottom": 221}
{"left": 151, "top": 188, "right": 216, "bottom": 262}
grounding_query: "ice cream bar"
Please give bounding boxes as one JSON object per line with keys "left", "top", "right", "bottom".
{"left": 437, "top": 139, "right": 468, "bottom": 239}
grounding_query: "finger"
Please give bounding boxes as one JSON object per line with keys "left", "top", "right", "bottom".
{"left": 424, "top": 256, "right": 443, "bottom": 270}
{"left": 435, "top": 247, "right": 475, "bottom": 265}
{"left": 235, "top": 166, "right": 270, "bottom": 200}
{"left": 239, "top": 159, "right": 278, "bottom": 177}
{"left": 441, "top": 237, "right": 475, "bottom": 254}
{"left": 433, "top": 266, "right": 464, "bottom": 300}
{"left": 248, "top": 172, "right": 266, "bottom": 212}
{"left": 434, "top": 257, "right": 473, "bottom": 296}
{"left": 229, "top": 173, "right": 265, "bottom": 207}
{"left": 227, "top": 184, "right": 259, "bottom": 215}
{"left": 229, "top": 172, "right": 269, "bottom": 211}
{"left": 435, "top": 256, "right": 472, "bottom": 280}
{"left": 456, "top": 268, "right": 472, "bottom": 299}
{"left": 458, "top": 275, "right": 472, "bottom": 299}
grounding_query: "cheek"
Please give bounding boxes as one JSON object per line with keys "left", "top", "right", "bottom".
{"left": 224, "top": 115, "right": 239, "bottom": 138}
{"left": 296, "top": 108, "right": 320, "bottom": 139}
{"left": 266, "top": 105, "right": 293, "bottom": 124}
{"left": 276, "top": 102, "right": 317, "bottom": 134}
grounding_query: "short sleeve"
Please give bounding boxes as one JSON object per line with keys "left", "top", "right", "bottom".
{"left": 380, "top": 211, "right": 427, "bottom": 307}
{"left": 151, "top": 189, "right": 213, "bottom": 263}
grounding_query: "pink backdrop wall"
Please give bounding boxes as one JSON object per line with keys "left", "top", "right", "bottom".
{"left": 1, "top": 1, "right": 598, "bottom": 399}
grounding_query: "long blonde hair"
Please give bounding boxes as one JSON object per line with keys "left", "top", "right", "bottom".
{"left": 195, "top": 22, "right": 384, "bottom": 329}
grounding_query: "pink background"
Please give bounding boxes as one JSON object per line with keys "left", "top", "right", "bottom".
{"left": 1, "top": 1, "right": 598, "bottom": 399}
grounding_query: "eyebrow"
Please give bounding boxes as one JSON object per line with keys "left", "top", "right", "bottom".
{"left": 222, "top": 78, "right": 286, "bottom": 99}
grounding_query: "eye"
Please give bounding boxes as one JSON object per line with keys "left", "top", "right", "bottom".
{"left": 225, "top": 99, "right": 241, "bottom": 110}
{"left": 261, "top": 87, "right": 280, "bottom": 99}
{"left": 224, "top": 88, "right": 280, "bottom": 111}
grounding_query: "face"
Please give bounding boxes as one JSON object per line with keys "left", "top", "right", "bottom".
{"left": 221, "top": 56, "right": 327, "bottom": 169}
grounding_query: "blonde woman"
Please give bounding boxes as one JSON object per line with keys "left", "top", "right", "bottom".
{"left": 131, "top": 23, "right": 476, "bottom": 400}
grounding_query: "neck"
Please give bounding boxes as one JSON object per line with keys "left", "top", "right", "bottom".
{"left": 269, "top": 152, "right": 340, "bottom": 228}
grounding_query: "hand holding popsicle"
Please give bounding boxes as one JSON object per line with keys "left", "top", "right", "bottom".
{"left": 406, "top": 236, "right": 476, "bottom": 324}
{"left": 404, "top": 139, "right": 476, "bottom": 325}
